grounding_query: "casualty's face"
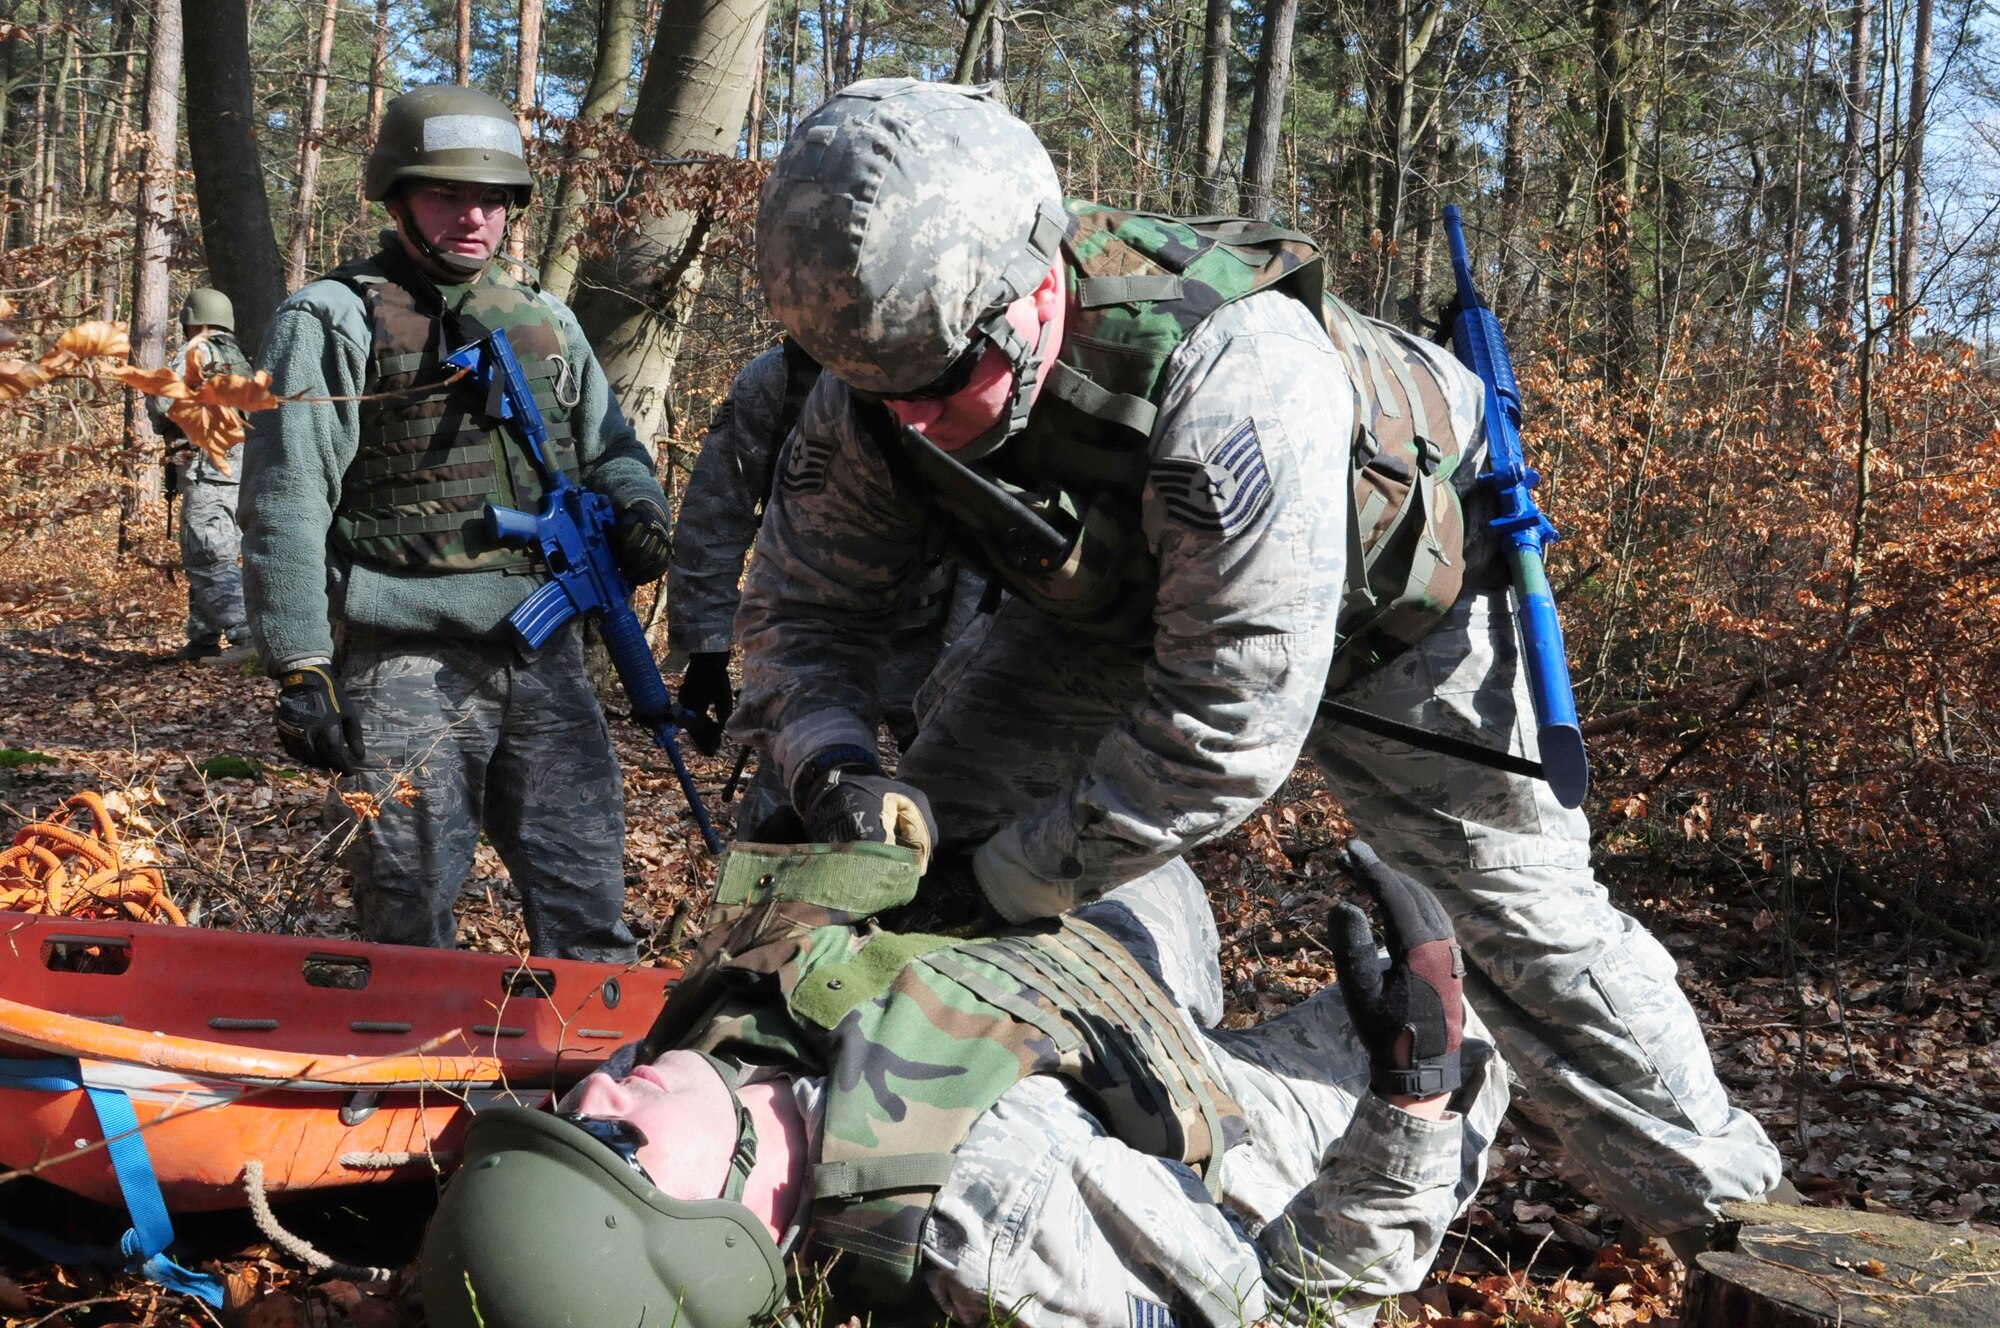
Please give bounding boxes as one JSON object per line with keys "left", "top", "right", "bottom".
{"left": 878, "top": 263, "right": 1062, "bottom": 451}
{"left": 566, "top": 1049, "right": 736, "bottom": 1205}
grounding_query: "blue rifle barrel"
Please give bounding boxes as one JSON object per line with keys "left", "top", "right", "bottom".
{"left": 1442, "top": 205, "right": 1590, "bottom": 808}
{"left": 449, "top": 330, "right": 723, "bottom": 853}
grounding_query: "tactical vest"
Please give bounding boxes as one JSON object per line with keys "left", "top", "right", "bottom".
{"left": 639, "top": 842, "right": 1247, "bottom": 1304}
{"left": 189, "top": 330, "right": 253, "bottom": 380}
{"left": 328, "top": 249, "right": 582, "bottom": 575}
{"left": 886, "top": 203, "right": 1469, "bottom": 684}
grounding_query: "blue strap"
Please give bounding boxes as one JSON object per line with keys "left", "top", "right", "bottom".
{"left": 0, "top": 1057, "right": 226, "bottom": 1307}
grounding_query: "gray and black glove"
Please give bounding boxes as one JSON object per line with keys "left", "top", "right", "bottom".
{"left": 793, "top": 745, "right": 937, "bottom": 872}
{"left": 676, "top": 651, "right": 733, "bottom": 756}
{"left": 274, "top": 664, "right": 367, "bottom": 776}
{"left": 1329, "top": 840, "right": 1466, "bottom": 1099}
{"left": 611, "top": 496, "right": 673, "bottom": 586}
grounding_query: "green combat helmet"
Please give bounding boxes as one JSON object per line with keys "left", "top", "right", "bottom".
{"left": 179, "top": 288, "right": 234, "bottom": 334}
{"left": 756, "top": 79, "right": 1068, "bottom": 457}
{"left": 363, "top": 84, "right": 533, "bottom": 206}
{"left": 419, "top": 1107, "right": 786, "bottom": 1328}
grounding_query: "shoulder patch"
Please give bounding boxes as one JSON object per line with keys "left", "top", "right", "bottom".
{"left": 1153, "top": 418, "right": 1272, "bottom": 535}
{"left": 1127, "top": 1294, "right": 1182, "bottom": 1328}
{"left": 778, "top": 433, "right": 838, "bottom": 496}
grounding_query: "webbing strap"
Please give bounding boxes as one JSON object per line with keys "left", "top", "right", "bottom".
{"left": 341, "top": 508, "right": 483, "bottom": 538}
{"left": 1076, "top": 274, "right": 1184, "bottom": 307}
{"left": 811, "top": 1152, "right": 958, "bottom": 1199}
{"left": 0, "top": 1057, "right": 226, "bottom": 1307}
{"left": 1041, "top": 360, "right": 1158, "bottom": 439}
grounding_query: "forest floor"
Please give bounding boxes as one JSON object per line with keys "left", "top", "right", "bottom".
{"left": 1, "top": 568, "right": 1997, "bottom": 1327}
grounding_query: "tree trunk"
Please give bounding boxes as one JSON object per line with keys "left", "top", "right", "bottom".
{"left": 1591, "top": 0, "right": 1636, "bottom": 379}
{"left": 784, "top": 1, "right": 801, "bottom": 138}
{"left": 122, "top": 0, "right": 181, "bottom": 555}
{"left": 455, "top": 0, "right": 472, "bottom": 86}
{"left": 1831, "top": 0, "right": 1871, "bottom": 334}
{"left": 511, "top": 0, "right": 545, "bottom": 263}
{"left": 538, "top": 0, "right": 637, "bottom": 303}
{"left": 1239, "top": 0, "right": 1298, "bottom": 221}
{"left": 361, "top": 0, "right": 387, "bottom": 207}
{"left": 183, "top": 0, "right": 286, "bottom": 351}
{"left": 1193, "top": 0, "right": 1229, "bottom": 213}
{"left": 568, "top": 0, "right": 772, "bottom": 446}
{"left": 286, "top": 0, "right": 339, "bottom": 287}
{"left": 952, "top": 0, "right": 999, "bottom": 84}
{"left": 1895, "top": 0, "right": 1931, "bottom": 335}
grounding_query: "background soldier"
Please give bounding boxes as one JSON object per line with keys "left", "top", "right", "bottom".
{"left": 732, "top": 79, "right": 1791, "bottom": 1259}
{"left": 668, "top": 338, "right": 976, "bottom": 832}
{"left": 153, "top": 288, "right": 255, "bottom": 666}
{"left": 238, "top": 86, "right": 673, "bottom": 961}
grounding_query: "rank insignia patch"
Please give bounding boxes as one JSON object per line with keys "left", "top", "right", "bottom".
{"left": 1127, "top": 1294, "right": 1181, "bottom": 1328}
{"left": 1154, "top": 418, "right": 1273, "bottom": 535}
{"left": 778, "top": 433, "right": 837, "bottom": 496}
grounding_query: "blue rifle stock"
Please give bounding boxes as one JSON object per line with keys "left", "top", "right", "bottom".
{"left": 443, "top": 328, "right": 722, "bottom": 853}
{"left": 1442, "top": 205, "right": 1590, "bottom": 808}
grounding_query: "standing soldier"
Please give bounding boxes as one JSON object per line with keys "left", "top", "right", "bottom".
{"left": 155, "top": 288, "right": 255, "bottom": 666}
{"left": 668, "top": 338, "right": 973, "bottom": 832}
{"left": 732, "top": 80, "right": 1791, "bottom": 1259}
{"left": 238, "top": 86, "right": 674, "bottom": 962}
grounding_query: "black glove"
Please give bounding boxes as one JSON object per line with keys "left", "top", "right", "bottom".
{"left": 1328, "top": 840, "right": 1466, "bottom": 1099}
{"left": 676, "top": 651, "right": 733, "bottom": 756}
{"left": 793, "top": 746, "right": 938, "bottom": 872}
{"left": 612, "top": 496, "right": 673, "bottom": 585}
{"left": 274, "top": 664, "right": 367, "bottom": 776}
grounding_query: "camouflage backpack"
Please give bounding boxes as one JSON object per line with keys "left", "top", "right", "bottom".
{"left": 883, "top": 202, "right": 1469, "bottom": 684}
{"left": 189, "top": 329, "right": 253, "bottom": 381}
{"left": 327, "top": 244, "right": 582, "bottom": 575}
{"left": 639, "top": 841, "right": 1246, "bottom": 1304}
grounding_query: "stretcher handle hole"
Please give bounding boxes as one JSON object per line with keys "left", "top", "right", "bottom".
{"left": 42, "top": 936, "right": 132, "bottom": 976}
{"left": 303, "top": 954, "right": 372, "bottom": 990}
{"left": 503, "top": 967, "right": 556, "bottom": 999}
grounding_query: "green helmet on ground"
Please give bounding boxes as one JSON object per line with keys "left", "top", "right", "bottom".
{"left": 364, "top": 84, "right": 534, "bottom": 205}
{"left": 419, "top": 1107, "right": 786, "bottom": 1328}
{"left": 756, "top": 78, "right": 1068, "bottom": 444}
{"left": 180, "top": 288, "right": 234, "bottom": 333}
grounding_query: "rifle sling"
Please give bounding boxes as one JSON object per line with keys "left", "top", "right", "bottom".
{"left": 1318, "top": 698, "right": 1546, "bottom": 782}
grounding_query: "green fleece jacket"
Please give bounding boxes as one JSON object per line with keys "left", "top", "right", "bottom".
{"left": 238, "top": 263, "right": 668, "bottom": 671}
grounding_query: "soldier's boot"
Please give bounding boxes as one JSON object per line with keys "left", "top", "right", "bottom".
{"left": 1660, "top": 1176, "right": 1805, "bottom": 1264}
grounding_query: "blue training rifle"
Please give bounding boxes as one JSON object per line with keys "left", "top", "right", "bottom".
{"left": 443, "top": 327, "right": 722, "bottom": 853}
{"left": 1442, "top": 205, "right": 1591, "bottom": 809}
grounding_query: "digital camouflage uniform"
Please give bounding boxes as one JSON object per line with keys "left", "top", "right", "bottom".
{"left": 608, "top": 847, "right": 1507, "bottom": 1328}
{"left": 733, "top": 79, "right": 1783, "bottom": 1240}
{"left": 669, "top": 343, "right": 979, "bottom": 828}
{"left": 240, "top": 244, "right": 667, "bottom": 962}
{"left": 156, "top": 332, "right": 253, "bottom": 653}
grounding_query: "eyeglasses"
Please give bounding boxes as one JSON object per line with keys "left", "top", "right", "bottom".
{"left": 559, "top": 1112, "right": 652, "bottom": 1183}
{"left": 413, "top": 183, "right": 514, "bottom": 214}
{"left": 882, "top": 337, "right": 989, "bottom": 403}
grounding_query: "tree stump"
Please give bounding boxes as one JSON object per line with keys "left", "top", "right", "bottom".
{"left": 1682, "top": 1201, "right": 2000, "bottom": 1327}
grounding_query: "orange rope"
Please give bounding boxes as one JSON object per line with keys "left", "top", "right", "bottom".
{"left": 0, "top": 792, "right": 186, "bottom": 925}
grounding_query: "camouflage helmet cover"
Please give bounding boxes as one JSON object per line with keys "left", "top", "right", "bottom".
{"left": 364, "top": 85, "right": 534, "bottom": 204}
{"left": 179, "top": 288, "right": 234, "bottom": 333}
{"left": 419, "top": 1107, "right": 786, "bottom": 1328}
{"left": 756, "top": 79, "right": 1068, "bottom": 397}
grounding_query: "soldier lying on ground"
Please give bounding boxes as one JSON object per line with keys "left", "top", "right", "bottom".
{"left": 420, "top": 840, "right": 1506, "bottom": 1328}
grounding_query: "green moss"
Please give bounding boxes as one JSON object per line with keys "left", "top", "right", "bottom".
{"left": 0, "top": 748, "right": 58, "bottom": 769}
{"left": 196, "top": 755, "right": 264, "bottom": 780}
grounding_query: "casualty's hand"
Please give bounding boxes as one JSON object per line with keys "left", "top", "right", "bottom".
{"left": 794, "top": 749, "right": 937, "bottom": 872}
{"left": 611, "top": 496, "right": 673, "bottom": 585}
{"left": 274, "top": 664, "right": 367, "bottom": 776}
{"left": 676, "top": 651, "right": 733, "bottom": 756}
{"left": 1328, "top": 840, "right": 1466, "bottom": 1101}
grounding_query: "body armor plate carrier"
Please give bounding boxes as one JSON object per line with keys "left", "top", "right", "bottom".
{"left": 639, "top": 842, "right": 1248, "bottom": 1303}
{"left": 329, "top": 248, "right": 582, "bottom": 575}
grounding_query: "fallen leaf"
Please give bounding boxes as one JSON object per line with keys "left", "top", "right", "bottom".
{"left": 0, "top": 358, "right": 54, "bottom": 401}
{"left": 55, "top": 319, "right": 129, "bottom": 360}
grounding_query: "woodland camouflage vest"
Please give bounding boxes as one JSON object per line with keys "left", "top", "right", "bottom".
{"left": 637, "top": 841, "right": 1247, "bottom": 1304}
{"left": 328, "top": 249, "right": 581, "bottom": 575}
{"left": 888, "top": 202, "right": 1470, "bottom": 685}
{"left": 189, "top": 330, "right": 253, "bottom": 380}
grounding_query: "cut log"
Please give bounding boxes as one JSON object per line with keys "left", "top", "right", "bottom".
{"left": 1682, "top": 1201, "right": 2000, "bottom": 1327}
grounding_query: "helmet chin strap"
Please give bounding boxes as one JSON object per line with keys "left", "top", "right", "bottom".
{"left": 953, "top": 300, "right": 1051, "bottom": 459}
{"left": 388, "top": 194, "right": 493, "bottom": 279}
